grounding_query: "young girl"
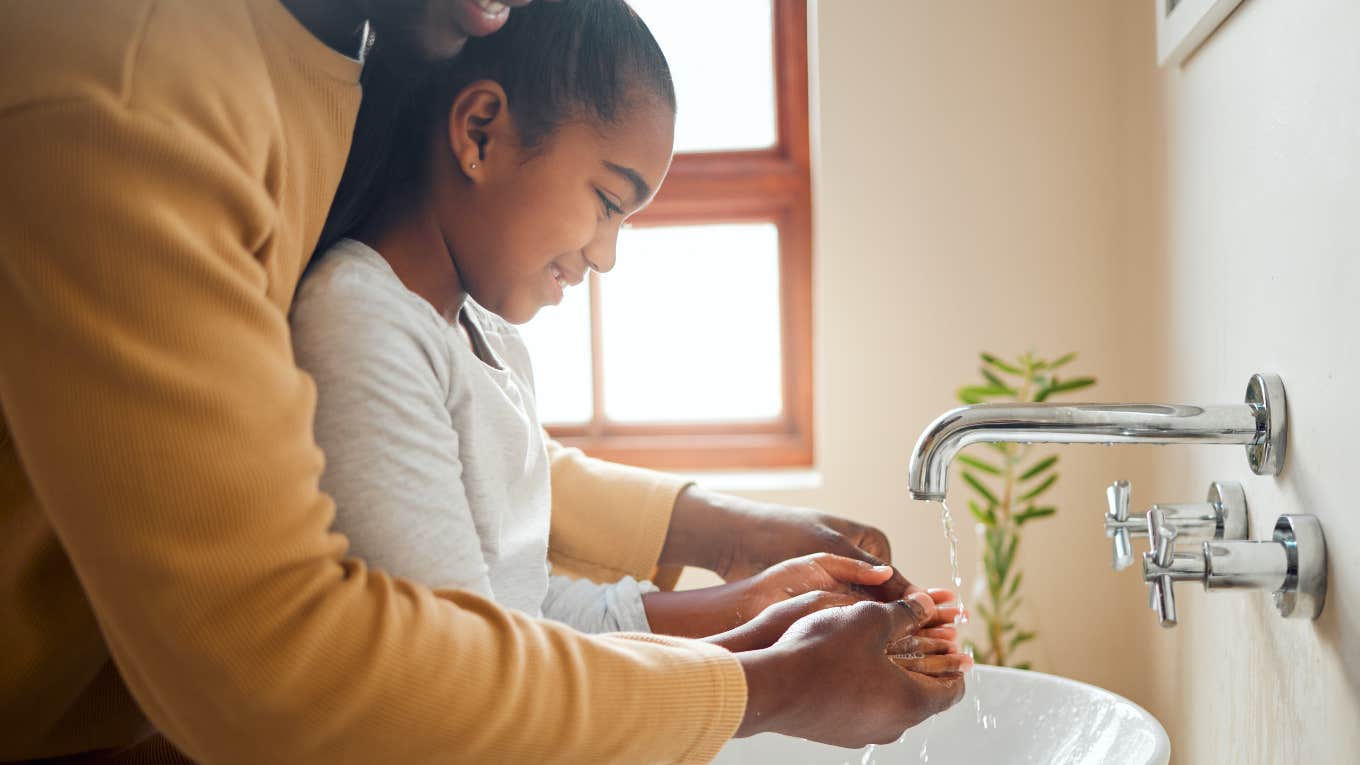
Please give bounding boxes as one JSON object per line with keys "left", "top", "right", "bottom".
{"left": 292, "top": 0, "right": 959, "bottom": 648}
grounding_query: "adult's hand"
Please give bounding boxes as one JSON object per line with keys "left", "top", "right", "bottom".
{"left": 661, "top": 485, "right": 912, "bottom": 599}
{"left": 734, "top": 594, "right": 971, "bottom": 747}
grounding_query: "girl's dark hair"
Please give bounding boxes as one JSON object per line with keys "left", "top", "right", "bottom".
{"left": 316, "top": 0, "right": 675, "bottom": 255}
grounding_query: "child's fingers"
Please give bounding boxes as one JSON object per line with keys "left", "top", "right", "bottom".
{"left": 925, "top": 601, "right": 965, "bottom": 627}
{"left": 925, "top": 588, "right": 958, "bottom": 605}
{"left": 916, "top": 625, "right": 957, "bottom": 641}
{"left": 888, "top": 652, "right": 974, "bottom": 677}
{"left": 806, "top": 553, "right": 896, "bottom": 587}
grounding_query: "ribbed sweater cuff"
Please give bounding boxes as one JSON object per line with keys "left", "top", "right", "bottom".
{"left": 611, "top": 634, "right": 747, "bottom": 764}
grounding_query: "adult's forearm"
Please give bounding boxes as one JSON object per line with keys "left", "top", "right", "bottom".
{"left": 0, "top": 101, "right": 745, "bottom": 764}
{"left": 657, "top": 484, "right": 736, "bottom": 573}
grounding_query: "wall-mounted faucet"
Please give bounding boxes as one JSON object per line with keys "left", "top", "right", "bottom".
{"left": 908, "top": 373, "right": 1287, "bottom": 502}
{"left": 1142, "top": 513, "right": 1326, "bottom": 628}
{"left": 1103, "top": 480, "right": 1249, "bottom": 571}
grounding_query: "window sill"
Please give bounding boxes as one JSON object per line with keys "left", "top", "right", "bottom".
{"left": 666, "top": 468, "right": 823, "bottom": 493}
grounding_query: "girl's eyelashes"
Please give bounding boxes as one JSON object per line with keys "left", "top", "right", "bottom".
{"left": 596, "top": 189, "right": 624, "bottom": 219}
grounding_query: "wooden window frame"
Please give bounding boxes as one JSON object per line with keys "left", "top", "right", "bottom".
{"left": 546, "top": 0, "right": 812, "bottom": 470}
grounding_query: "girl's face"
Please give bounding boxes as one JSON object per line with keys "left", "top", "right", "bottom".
{"left": 434, "top": 82, "right": 676, "bottom": 324}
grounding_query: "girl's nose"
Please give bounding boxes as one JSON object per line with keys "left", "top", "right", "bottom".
{"left": 584, "top": 230, "right": 618, "bottom": 274}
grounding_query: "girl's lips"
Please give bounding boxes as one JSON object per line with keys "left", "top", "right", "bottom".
{"left": 547, "top": 264, "right": 566, "bottom": 304}
{"left": 549, "top": 262, "right": 584, "bottom": 287}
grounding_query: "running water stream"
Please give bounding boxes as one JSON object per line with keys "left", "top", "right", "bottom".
{"left": 937, "top": 500, "right": 965, "bottom": 619}
{"left": 852, "top": 499, "right": 992, "bottom": 765}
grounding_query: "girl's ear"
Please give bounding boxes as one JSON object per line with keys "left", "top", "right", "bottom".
{"left": 446, "top": 80, "right": 512, "bottom": 182}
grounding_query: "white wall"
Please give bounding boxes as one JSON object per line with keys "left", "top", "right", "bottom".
{"left": 1117, "top": 0, "right": 1360, "bottom": 761}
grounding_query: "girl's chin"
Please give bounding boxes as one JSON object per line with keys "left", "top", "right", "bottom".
{"left": 499, "top": 301, "right": 541, "bottom": 325}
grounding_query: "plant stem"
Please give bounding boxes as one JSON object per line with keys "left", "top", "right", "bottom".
{"left": 986, "top": 358, "right": 1037, "bottom": 668}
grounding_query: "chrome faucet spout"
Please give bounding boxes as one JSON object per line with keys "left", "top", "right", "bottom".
{"left": 906, "top": 373, "right": 1286, "bottom": 501}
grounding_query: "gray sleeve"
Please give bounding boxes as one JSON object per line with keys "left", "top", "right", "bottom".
{"left": 290, "top": 271, "right": 494, "bottom": 598}
{"left": 542, "top": 573, "right": 658, "bottom": 634}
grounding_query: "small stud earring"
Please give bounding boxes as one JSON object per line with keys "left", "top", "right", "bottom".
{"left": 469, "top": 162, "right": 479, "bottom": 170}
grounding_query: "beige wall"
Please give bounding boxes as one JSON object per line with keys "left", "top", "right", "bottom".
{"left": 1116, "top": 0, "right": 1360, "bottom": 762}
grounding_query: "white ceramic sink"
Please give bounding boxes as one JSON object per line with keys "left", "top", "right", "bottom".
{"left": 712, "top": 665, "right": 1169, "bottom": 765}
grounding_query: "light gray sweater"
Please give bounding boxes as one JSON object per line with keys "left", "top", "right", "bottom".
{"left": 290, "top": 238, "right": 654, "bottom": 632}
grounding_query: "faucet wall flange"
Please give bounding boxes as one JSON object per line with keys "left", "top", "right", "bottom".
{"left": 1272, "top": 514, "right": 1326, "bottom": 620}
{"left": 1245, "top": 373, "right": 1287, "bottom": 476}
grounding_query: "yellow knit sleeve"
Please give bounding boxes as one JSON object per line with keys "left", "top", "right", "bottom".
{"left": 545, "top": 437, "right": 694, "bottom": 585}
{"left": 0, "top": 98, "right": 742, "bottom": 764}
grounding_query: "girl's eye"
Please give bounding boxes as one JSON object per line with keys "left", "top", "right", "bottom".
{"left": 596, "top": 190, "right": 624, "bottom": 219}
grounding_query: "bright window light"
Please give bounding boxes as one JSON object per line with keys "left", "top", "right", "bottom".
{"left": 600, "top": 223, "right": 783, "bottom": 423}
{"left": 628, "top": 0, "right": 777, "bottom": 153}
{"left": 518, "top": 277, "right": 593, "bottom": 425}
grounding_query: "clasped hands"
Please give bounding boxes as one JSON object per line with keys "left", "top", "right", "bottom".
{"left": 643, "top": 486, "right": 972, "bottom": 747}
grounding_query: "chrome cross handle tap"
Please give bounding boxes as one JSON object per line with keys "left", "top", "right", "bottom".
{"left": 1141, "top": 512, "right": 1327, "bottom": 629}
{"left": 1102, "top": 480, "right": 1249, "bottom": 571}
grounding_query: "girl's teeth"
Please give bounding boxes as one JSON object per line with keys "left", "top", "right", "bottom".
{"left": 474, "top": 0, "right": 508, "bottom": 14}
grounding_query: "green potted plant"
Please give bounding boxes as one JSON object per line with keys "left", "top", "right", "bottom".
{"left": 955, "top": 351, "right": 1095, "bottom": 669}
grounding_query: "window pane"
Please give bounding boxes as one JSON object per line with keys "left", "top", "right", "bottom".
{"left": 628, "top": 0, "right": 777, "bottom": 153}
{"left": 601, "top": 223, "right": 783, "bottom": 423}
{"left": 518, "top": 278, "right": 593, "bottom": 425}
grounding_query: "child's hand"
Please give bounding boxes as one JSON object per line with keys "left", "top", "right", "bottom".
{"left": 641, "top": 552, "right": 963, "bottom": 640}
{"left": 706, "top": 586, "right": 963, "bottom": 653}
{"left": 733, "top": 552, "right": 918, "bottom": 621}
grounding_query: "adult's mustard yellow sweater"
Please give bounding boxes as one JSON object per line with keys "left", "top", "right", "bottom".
{"left": 0, "top": 1, "right": 745, "bottom": 762}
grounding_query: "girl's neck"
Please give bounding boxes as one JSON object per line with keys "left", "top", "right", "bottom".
{"left": 355, "top": 191, "right": 467, "bottom": 322}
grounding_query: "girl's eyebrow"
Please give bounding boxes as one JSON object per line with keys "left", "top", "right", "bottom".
{"left": 603, "top": 161, "right": 650, "bottom": 208}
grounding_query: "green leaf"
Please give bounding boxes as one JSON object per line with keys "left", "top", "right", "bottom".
{"left": 980, "top": 368, "right": 1017, "bottom": 395}
{"left": 980, "top": 352, "right": 1023, "bottom": 375}
{"left": 999, "top": 534, "right": 1018, "bottom": 574}
{"left": 1012, "top": 661, "right": 1033, "bottom": 671}
{"left": 959, "top": 453, "right": 1002, "bottom": 476}
{"left": 1019, "top": 454, "right": 1058, "bottom": 482}
{"left": 962, "top": 471, "right": 999, "bottom": 506}
{"left": 957, "top": 384, "right": 1011, "bottom": 404}
{"left": 1006, "top": 571, "right": 1024, "bottom": 599}
{"left": 985, "top": 442, "right": 1011, "bottom": 456}
{"left": 1048, "top": 352, "right": 1079, "bottom": 370}
{"left": 1018, "top": 473, "right": 1058, "bottom": 502}
{"left": 1004, "top": 596, "right": 1023, "bottom": 619}
{"left": 1035, "top": 376, "right": 1097, "bottom": 402}
{"left": 977, "top": 602, "right": 993, "bottom": 621}
{"left": 1008, "top": 631, "right": 1037, "bottom": 652}
{"left": 1015, "top": 506, "right": 1057, "bottom": 526}
{"left": 968, "top": 500, "right": 997, "bottom": 526}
